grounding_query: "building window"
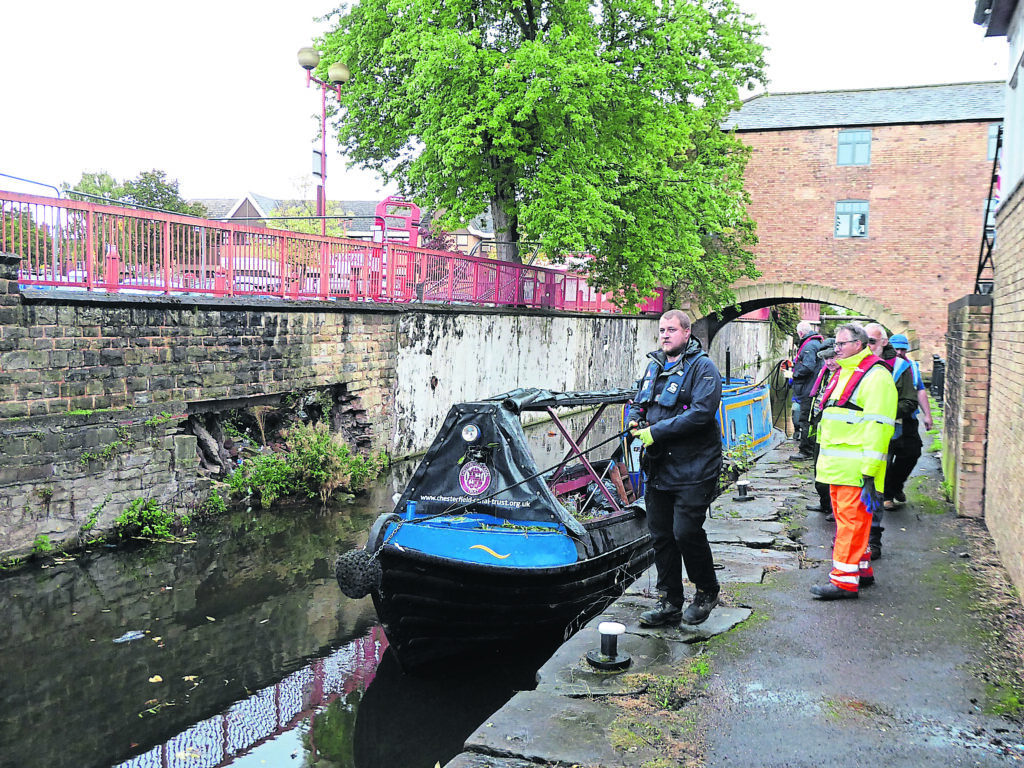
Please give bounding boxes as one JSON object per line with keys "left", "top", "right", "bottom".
{"left": 456, "top": 234, "right": 469, "bottom": 246}
{"left": 988, "top": 123, "right": 1003, "bottom": 161}
{"left": 985, "top": 197, "right": 998, "bottom": 233}
{"left": 835, "top": 200, "right": 869, "bottom": 238}
{"left": 837, "top": 129, "right": 871, "bottom": 166}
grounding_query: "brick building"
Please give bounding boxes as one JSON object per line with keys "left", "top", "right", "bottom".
{"left": 724, "top": 82, "right": 1003, "bottom": 371}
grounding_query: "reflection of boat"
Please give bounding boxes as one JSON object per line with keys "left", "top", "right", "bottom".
{"left": 353, "top": 644, "right": 551, "bottom": 768}
{"left": 339, "top": 383, "right": 776, "bottom": 672}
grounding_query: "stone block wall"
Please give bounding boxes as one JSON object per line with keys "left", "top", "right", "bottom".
{"left": 942, "top": 294, "right": 993, "bottom": 519}
{"left": 0, "top": 254, "right": 398, "bottom": 557}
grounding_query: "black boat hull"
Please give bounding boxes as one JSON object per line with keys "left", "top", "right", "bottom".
{"left": 370, "top": 511, "right": 653, "bottom": 671}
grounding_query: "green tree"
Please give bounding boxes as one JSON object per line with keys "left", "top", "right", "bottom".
{"left": 121, "top": 170, "right": 208, "bottom": 217}
{"left": 318, "top": 0, "right": 765, "bottom": 310}
{"left": 271, "top": 199, "right": 353, "bottom": 238}
{"left": 63, "top": 169, "right": 207, "bottom": 218}
{"left": 62, "top": 171, "right": 123, "bottom": 203}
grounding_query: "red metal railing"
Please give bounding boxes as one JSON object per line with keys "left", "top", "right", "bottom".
{"left": 1, "top": 190, "right": 663, "bottom": 313}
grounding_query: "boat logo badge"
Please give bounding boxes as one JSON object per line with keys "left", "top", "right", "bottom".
{"left": 459, "top": 460, "right": 491, "bottom": 495}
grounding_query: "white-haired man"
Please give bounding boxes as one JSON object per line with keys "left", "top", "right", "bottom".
{"left": 791, "top": 320, "right": 824, "bottom": 459}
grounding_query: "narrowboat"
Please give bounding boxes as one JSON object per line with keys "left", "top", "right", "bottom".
{"left": 336, "top": 382, "right": 776, "bottom": 672}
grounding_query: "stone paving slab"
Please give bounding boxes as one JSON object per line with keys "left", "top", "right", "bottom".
{"left": 447, "top": 756, "right": 550, "bottom": 768}
{"left": 712, "top": 543, "right": 802, "bottom": 582}
{"left": 709, "top": 495, "right": 781, "bottom": 520}
{"left": 461, "top": 690, "right": 655, "bottom": 768}
{"left": 705, "top": 517, "right": 785, "bottom": 546}
{"left": 460, "top": 602, "right": 753, "bottom": 767}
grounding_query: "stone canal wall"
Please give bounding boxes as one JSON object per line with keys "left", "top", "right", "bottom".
{"left": 0, "top": 255, "right": 657, "bottom": 558}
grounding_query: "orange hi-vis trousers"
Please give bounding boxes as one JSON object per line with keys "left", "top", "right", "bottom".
{"left": 829, "top": 485, "right": 873, "bottom": 592}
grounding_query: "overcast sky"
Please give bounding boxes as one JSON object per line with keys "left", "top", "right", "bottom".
{"left": 0, "top": 0, "right": 1009, "bottom": 204}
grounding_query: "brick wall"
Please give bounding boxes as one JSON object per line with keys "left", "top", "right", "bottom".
{"left": 943, "top": 294, "right": 992, "bottom": 518}
{"left": 983, "top": 176, "right": 1024, "bottom": 593}
{"left": 738, "top": 121, "right": 995, "bottom": 371}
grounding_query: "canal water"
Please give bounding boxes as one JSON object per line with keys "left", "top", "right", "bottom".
{"left": 0, "top": 409, "right": 626, "bottom": 768}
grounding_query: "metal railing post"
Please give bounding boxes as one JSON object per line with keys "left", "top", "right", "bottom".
{"left": 319, "top": 237, "right": 329, "bottom": 300}
{"left": 85, "top": 204, "right": 96, "bottom": 291}
{"left": 162, "top": 219, "right": 172, "bottom": 294}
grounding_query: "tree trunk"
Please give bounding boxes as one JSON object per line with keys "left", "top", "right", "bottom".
{"left": 489, "top": 160, "right": 521, "bottom": 263}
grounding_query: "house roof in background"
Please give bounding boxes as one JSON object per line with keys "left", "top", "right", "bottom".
{"left": 724, "top": 81, "right": 1004, "bottom": 131}
{"left": 192, "top": 194, "right": 381, "bottom": 224}
{"left": 192, "top": 194, "right": 497, "bottom": 236}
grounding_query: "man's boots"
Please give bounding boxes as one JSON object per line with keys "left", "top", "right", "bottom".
{"left": 869, "top": 525, "right": 884, "bottom": 560}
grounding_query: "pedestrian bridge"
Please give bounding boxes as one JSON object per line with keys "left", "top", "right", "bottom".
{"left": 3, "top": 186, "right": 958, "bottom": 364}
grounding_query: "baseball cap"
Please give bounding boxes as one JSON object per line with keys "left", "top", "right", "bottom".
{"left": 889, "top": 334, "right": 910, "bottom": 350}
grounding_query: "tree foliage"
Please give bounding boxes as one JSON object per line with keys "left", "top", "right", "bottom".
{"left": 64, "top": 171, "right": 123, "bottom": 203}
{"left": 318, "top": 0, "right": 765, "bottom": 310}
{"left": 2, "top": 207, "right": 53, "bottom": 257}
{"left": 63, "top": 170, "right": 208, "bottom": 218}
{"left": 418, "top": 220, "right": 459, "bottom": 253}
{"left": 270, "top": 199, "right": 354, "bottom": 238}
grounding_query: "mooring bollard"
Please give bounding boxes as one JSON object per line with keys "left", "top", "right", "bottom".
{"left": 586, "top": 621, "right": 631, "bottom": 671}
{"left": 733, "top": 478, "right": 754, "bottom": 502}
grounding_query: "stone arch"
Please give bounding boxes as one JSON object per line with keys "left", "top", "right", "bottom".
{"left": 690, "top": 282, "right": 916, "bottom": 349}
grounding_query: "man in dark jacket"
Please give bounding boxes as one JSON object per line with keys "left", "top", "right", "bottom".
{"left": 804, "top": 338, "right": 838, "bottom": 516}
{"left": 865, "top": 323, "right": 919, "bottom": 559}
{"left": 629, "top": 309, "right": 723, "bottom": 626}
{"left": 791, "top": 321, "right": 824, "bottom": 459}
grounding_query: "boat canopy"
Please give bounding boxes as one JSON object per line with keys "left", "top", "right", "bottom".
{"left": 485, "top": 387, "right": 635, "bottom": 414}
{"left": 396, "top": 389, "right": 634, "bottom": 536}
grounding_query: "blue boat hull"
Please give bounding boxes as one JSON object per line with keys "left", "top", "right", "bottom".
{"left": 369, "top": 508, "right": 653, "bottom": 671}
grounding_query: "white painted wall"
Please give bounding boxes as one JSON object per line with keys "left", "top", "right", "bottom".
{"left": 1004, "top": 3, "right": 1024, "bottom": 194}
{"left": 391, "top": 311, "right": 658, "bottom": 457}
{"left": 707, "top": 320, "right": 781, "bottom": 384}
{"left": 389, "top": 311, "right": 783, "bottom": 458}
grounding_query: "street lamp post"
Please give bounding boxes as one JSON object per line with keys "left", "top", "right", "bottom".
{"left": 297, "top": 46, "right": 350, "bottom": 237}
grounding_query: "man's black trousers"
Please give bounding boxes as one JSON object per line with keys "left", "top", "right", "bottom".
{"left": 645, "top": 479, "right": 719, "bottom": 608}
{"left": 885, "top": 417, "right": 923, "bottom": 500}
{"left": 797, "top": 394, "right": 815, "bottom": 455}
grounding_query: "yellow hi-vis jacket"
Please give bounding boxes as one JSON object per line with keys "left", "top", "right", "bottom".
{"left": 815, "top": 348, "right": 898, "bottom": 489}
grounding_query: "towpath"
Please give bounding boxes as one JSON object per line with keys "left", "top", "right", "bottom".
{"left": 446, "top": 437, "right": 1024, "bottom": 767}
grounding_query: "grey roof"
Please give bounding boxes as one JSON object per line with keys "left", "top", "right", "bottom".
{"left": 724, "top": 81, "right": 1004, "bottom": 131}
{"left": 191, "top": 198, "right": 236, "bottom": 219}
{"left": 189, "top": 195, "right": 381, "bottom": 223}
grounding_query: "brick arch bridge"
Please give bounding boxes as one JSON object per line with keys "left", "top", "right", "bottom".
{"left": 693, "top": 281, "right": 918, "bottom": 354}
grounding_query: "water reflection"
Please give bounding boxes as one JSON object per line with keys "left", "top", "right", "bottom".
{"left": 352, "top": 643, "right": 556, "bottom": 768}
{"left": 0, "top": 411, "right": 619, "bottom": 768}
{"left": 117, "top": 629, "right": 386, "bottom": 768}
{"left": 0, "top": 482, "right": 390, "bottom": 768}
